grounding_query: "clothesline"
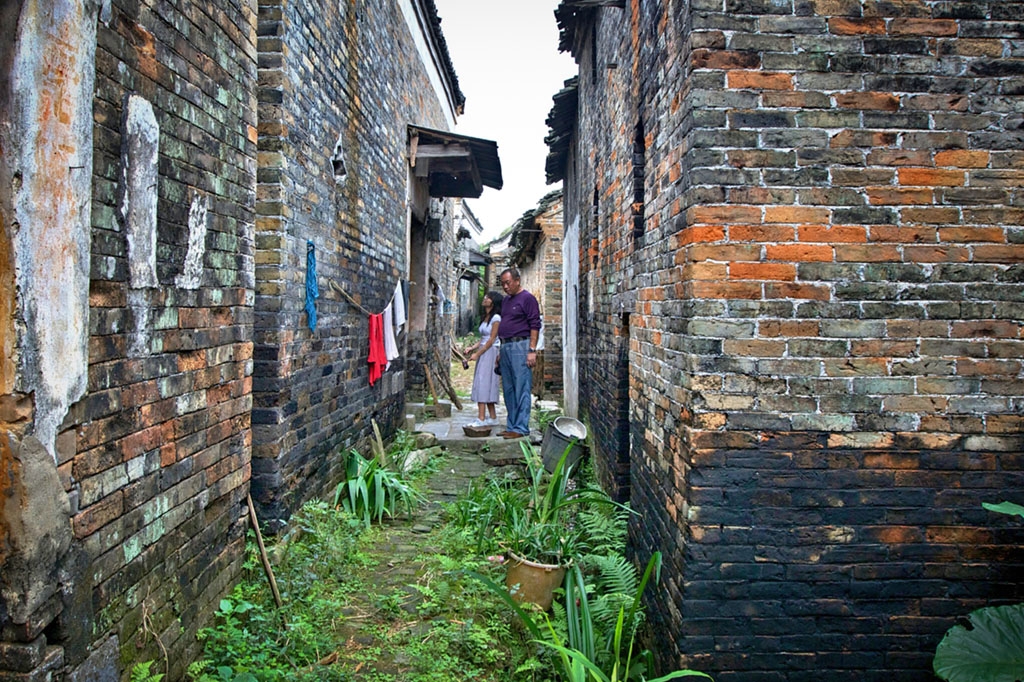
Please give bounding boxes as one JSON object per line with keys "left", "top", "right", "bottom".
{"left": 329, "top": 279, "right": 375, "bottom": 316}
{"left": 329, "top": 278, "right": 416, "bottom": 317}
{"left": 326, "top": 277, "right": 409, "bottom": 386}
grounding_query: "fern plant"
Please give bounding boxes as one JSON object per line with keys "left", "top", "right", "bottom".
{"left": 129, "top": 661, "right": 164, "bottom": 682}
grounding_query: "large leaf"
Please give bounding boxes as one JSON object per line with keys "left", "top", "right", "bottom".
{"left": 934, "top": 604, "right": 1024, "bottom": 682}
{"left": 983, "top": 501, "right": 1024, "bottom": 521}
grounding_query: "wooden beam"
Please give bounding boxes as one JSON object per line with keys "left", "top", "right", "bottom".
{"left": 415, "top": 143, "right": 472, "bottom": 160}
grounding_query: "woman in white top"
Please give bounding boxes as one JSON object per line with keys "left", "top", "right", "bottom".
{"left": 463, "top": 291, "right": 503, "bottom": 427}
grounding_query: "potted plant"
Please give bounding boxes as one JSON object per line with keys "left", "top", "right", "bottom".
{"left": 497, "top": 441, "right": 623, "bottom": 610}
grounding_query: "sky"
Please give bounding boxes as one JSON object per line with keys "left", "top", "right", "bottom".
{"left": 431, "top": 0, "right": 577, "bottom": 242}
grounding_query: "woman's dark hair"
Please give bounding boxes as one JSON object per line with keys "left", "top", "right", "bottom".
{"left": 483, "top": 290, "right": 503, "bottom": 323}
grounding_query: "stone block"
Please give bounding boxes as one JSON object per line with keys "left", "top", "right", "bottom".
{"left": 0, "top": 638, "right": 45, "bottom": 673}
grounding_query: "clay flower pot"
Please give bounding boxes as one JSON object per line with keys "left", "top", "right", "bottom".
{"left": 504, "top": 551, "right": 567, "bottom": 611}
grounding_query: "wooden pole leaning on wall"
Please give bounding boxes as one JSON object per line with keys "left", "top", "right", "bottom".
{"left": 247, "top": 493, "right": 283, "bottom": 610}
{"left": 423, "top": 363, "right": 440, "bottom": 407}
{"left": 432, "top": 347, "right": 463, "bottom": 410}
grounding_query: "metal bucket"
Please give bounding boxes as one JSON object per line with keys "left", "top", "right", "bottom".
{"left": 541, "top": 416, "right": 588, "bottom": 473}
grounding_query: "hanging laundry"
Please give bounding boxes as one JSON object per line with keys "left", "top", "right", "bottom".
{"left": 392, "top": 279, "right": 406, "bottom": 331}
{"left": 383, "top": 302, "right": 399, "bottom": 368}
{"left": 368, "top": 313, "right": 387, "bottom": 386}
{"left": 305, "top": 240, "right": 319, "bottom": 331}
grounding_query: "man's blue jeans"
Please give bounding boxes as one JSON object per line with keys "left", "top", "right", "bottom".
{"left": 499, "top": 339, "right": 532, "bottom": 435}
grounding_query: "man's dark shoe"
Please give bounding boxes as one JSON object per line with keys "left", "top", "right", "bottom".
{"left": 502, "top": 431, "right": 524, "bottom": 439}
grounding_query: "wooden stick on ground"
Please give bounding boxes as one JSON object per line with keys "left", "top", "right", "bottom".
{"left": 247, "top": 493, "right": 283, "bottom": 610}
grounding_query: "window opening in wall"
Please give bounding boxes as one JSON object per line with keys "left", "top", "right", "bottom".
{"left": 615, "top": 311, "right": 632, "bottom": 502}
{"left": 590, "top": 22, "right": 598, "bottom": 81}
{"left": 409, "top": 212, "right": 429, "bottom": 333}
{"left": 592, "top": 187, "right": 599, "bottom": 268}
{"left": 331, "top": 134, "right": 347, "bottom": 180}
{"left": 631, "top": 120, "right": 645, "bottom": 241}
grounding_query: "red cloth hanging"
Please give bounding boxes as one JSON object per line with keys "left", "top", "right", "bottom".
{"left": 368, "top": 313, "right": 387, "bottom": 385}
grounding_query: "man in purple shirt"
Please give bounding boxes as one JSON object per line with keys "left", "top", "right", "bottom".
{"left": 496, "top": 268, "right": 542, "bottom": 439}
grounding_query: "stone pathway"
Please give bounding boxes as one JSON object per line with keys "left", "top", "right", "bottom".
{"left": 323, "top": 400, "right": 538, "bottom": 678}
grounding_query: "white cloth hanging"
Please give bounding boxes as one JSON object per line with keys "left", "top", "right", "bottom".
{"left": 392, "top": 279, "right": 406, "bottom": 331}
{"left": 383, "top": 302, "right": 399, "bottom": 368}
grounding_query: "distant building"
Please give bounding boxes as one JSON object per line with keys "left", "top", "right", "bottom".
{"left": 504, "top": 190, "right": 565, "bottom": 399}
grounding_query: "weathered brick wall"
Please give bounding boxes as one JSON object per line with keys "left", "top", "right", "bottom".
{"left": 252, "top": 0, "right": 457, "bottom": 527}
{"left": 516, "top": 196, "right": 566, "bottom": 398}
{"left": 572, "top": 6, "right": 635, "bottom": 502}
{"left": 565, "top": 1, "right": 1024, "bottom": 679}
{"left": 539, "top": 206, "right": 565, "bottom": 397}
{"left": 63, "top": 0, "right": 256, "bottom": 677}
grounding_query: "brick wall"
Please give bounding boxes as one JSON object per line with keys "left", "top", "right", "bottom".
{"left": 560, "top": 1, "right": 1024, "bottom": 679}
{"left": 513, "top": 194, "right": 566, "bottom": 398}
{"left": 73, "top": 0, "right": 256, "bottom": 676}
{"left": 251, "top": 0, "right": 458, "bottom": 528}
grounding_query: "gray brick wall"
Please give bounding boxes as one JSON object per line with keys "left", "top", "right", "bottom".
{"left": 561, "top": 1, "right": 1024, "bottom": 679}
{"left": 251, "top": 0, "right": 459, "bottom": 528}
{"left": 75, "top": 0, "right": 256, "bottom": 675}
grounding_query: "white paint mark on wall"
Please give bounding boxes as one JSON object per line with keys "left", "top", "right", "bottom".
{"left": 122, "top": 94, "right": 159, "bottom": 290}
{"left": 175, "top": 192, "right": 208, "bottom": 289}
{"left": 126, "top": 289, "right": 151, "bottom": 357}
{"left": 11, "top": 0, "right": 98, "bottom": 460}
{"left": 563, "top": 215, "right": 579, "bottom": 418}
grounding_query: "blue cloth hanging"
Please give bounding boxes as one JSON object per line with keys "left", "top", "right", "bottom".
{"left": 305, "top": 240, "right": 319, "bottom": 331}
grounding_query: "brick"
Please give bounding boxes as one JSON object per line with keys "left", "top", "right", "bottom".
{"left": 726, "top": 70, "right": 794, "bottom": 90}
{"left": 73, "top": 491, "right": 125, "bottom": 539}
{"left": 766, "top": 244, "right": 833, "bottom": 262}
{"left": 898, "top": 168, "right": 965, "bottom": 186}
{"left": 938, "top": 227, "right": 1006, "bottom": 243}
{"left": 692, "top": 49, "right": 760, "bottom": 69}
{"left": 835, "top": 244, "right": 901, "bottom": 262}
{"left": 688, "top": 205, "right": 762, "bottom": 224}
{"left": 765, "top": 206, "right": 830, "bottom": 224}
{"left": 729, "top": 262, "right": 797, "bottom": 281}
{"left": 730, "top": 224, "right": 794, "bottom": 242}
{"left": 890, "top": 18, "right": 959, "bottom": 36}
{"left": 798, "top": 224, "right": 867, "bottom": 243}
{"left": 690, "top": 281, "right": 763, "bottom": 299}
{"left": 675, "top": 225, "right": 726, "bottom": 246}
{"left": 835, "top": 91, "right": 900, "bottom": 111}
{"left": 867, "top": 187, "right": 934, "bottom": 205}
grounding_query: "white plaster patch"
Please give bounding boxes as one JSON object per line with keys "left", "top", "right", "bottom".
{"left": 127, "top": 288, "right": 151, "bottom": 357}
{"left": 175, "top": 192, "right": 209, "bottom": 289}
{"left": 122, "top": 94, "right": 160, "bottom": 289}
{"left": 11, "top": 1, "right": 97, "bottom": 460}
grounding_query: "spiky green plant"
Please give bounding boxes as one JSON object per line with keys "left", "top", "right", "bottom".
{"left": 332, "top": 448, "right": 424, "bottom": 527}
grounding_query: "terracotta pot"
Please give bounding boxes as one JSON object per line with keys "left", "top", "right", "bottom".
{"left": 504, "top": 551, "right": 566, "bottom": 611}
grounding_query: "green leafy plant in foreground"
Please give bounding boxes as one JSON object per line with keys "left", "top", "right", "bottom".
{"left": 933, "top": 501, "right": 1024, "bottom": 682}
{"left": 497, "top": 442, "right": 628, "bottom": 566}
{"left": 469, "top": 552, "right": 711, "bottom": 682}
{"left": 333, "top": 448, "right": 425, "bottom": 527}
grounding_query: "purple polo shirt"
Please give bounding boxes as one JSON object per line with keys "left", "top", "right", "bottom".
{"left": 498, "top": 289, "right": 541, "bottom": 339}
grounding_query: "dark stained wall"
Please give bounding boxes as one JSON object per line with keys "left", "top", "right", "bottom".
{"left": 561, "top": 1, "right": 1024, "bottom": 679}
{"left": 251, "top": 0, "right": 460, "bottom": 528}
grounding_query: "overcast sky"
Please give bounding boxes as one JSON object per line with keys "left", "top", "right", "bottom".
{"left": 432, "top": 0, "right": 577, "bottom": 242}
